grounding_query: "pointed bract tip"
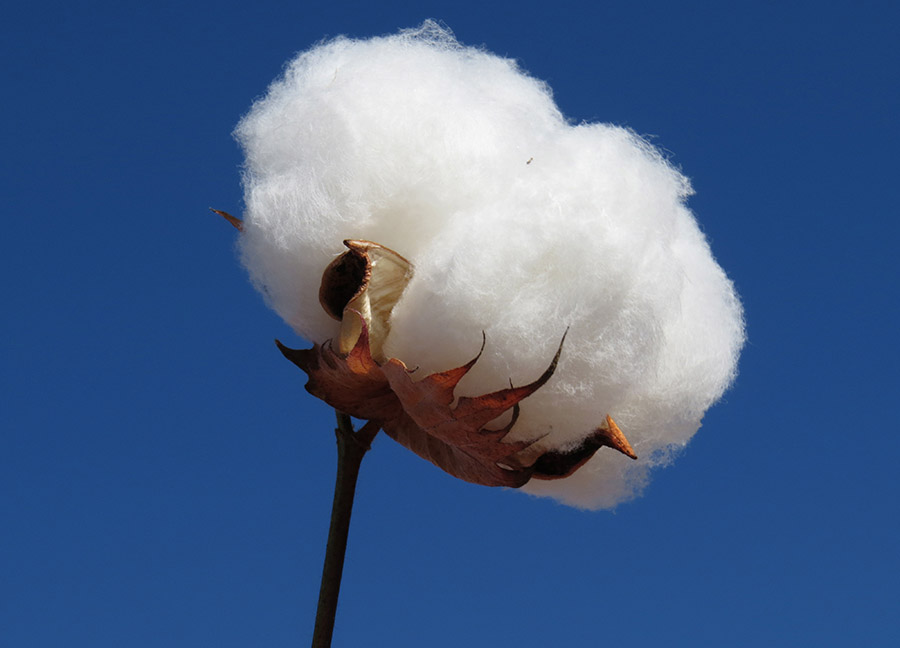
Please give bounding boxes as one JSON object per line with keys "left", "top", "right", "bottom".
{"left": 604, "top": 415, "right": 637, "bottom": 460}
{"left": 275, "top": 338, "right": 299, "bottom": 359}
{"left": 210, "top": 208, "right": 243, "bottom": 231}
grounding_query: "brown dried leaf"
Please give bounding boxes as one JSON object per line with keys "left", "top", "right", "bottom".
{"left": 277, "top": 313, "right": 636, "bottom": 488}
{"left": 276, "top": 320, "right": 400, "bottom": 423}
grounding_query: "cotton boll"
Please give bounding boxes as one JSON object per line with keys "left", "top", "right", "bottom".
{"left": 237, "top": 24, "right": 564, "bottom": 343}
{"left": 236, "top": 21, "right": 745, "bottom": 509}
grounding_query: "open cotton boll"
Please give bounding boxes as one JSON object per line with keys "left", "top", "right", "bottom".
{"left": 236, "top": 21, "right": 745, "bottom": 509}
{"left": 236, "top": 22, "right": 563, "bottom": 343}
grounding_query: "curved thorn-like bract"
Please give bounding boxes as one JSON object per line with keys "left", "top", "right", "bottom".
{"left": 279, "top": 314, "right": 635, "bottom": 487}
{"left": 210, "top": 208, "right": 243, "bottom": 231}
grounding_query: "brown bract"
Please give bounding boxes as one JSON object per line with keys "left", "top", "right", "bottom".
{"left": 273, "top": 240, "right": 636, "bottom": 488}
{"left": 208, "top": 214, "right": 640, "bottom": 487}
{"left": 277, "top": 315, "right": 636, "bottom": 487}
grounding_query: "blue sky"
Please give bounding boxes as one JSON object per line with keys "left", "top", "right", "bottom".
{"left": 2, "top": 1, "right": 898, "bottom": 646}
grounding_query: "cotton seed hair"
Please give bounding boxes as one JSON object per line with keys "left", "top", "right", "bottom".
{"left": 235, "top": 21, "right": 745, "bottom": 509}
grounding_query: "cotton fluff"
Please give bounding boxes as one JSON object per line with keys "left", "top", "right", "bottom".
{"left": 235, "top": 21, "right": 745, "bottom": 509}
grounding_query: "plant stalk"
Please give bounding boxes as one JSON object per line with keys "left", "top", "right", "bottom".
{"left": 311, "top": 412, "right": 378, "bottom": 648}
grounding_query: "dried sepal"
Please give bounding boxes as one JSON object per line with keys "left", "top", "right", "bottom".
{"left": 527, "top": 416, "right": 636, "bottom": 480}
{"left": 210, "top": 208, "right": 243, "bottom": 231}
{"left": 277, "top": 312, "right": 637, "bottom": 488}
{"left": 378, "top": 332, "right": 562, "bottom": 487}
{"left": 276, "top": 314, "right": 401, "bottom": 423}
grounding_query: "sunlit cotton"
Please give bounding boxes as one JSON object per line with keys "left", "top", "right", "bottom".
{"left": 235, "top": 21, "right": 745, "bottom": 509}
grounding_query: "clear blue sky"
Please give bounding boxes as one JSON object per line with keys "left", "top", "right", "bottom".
{"left": 2, "top": 1, "right": 898, "bottom": 646}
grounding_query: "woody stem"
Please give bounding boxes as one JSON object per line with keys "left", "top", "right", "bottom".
{"left": 311, "top": 411, "right": 378, "bottom": 648}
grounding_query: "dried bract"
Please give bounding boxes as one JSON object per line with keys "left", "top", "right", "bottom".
{"left": 276, "top": 242, "right": 635, "bottom": 488}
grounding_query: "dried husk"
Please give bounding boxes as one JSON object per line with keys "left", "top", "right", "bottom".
{"left": 275, "top": 240, "right": 636, "bottom": 487}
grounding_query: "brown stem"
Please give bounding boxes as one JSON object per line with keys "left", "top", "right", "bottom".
{"left": 311, "top": 412, "right": 378, "bottom": 648}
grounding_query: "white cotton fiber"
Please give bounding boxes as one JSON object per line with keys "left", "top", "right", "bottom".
{"left": 235, "top": 21, "right": 745, "bottom": 509}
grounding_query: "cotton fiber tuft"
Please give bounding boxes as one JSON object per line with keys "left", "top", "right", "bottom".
{"left": 235, "top": 21, "right": 745, "bottom": 509}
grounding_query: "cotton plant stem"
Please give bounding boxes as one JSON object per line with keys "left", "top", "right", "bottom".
{"left": 311, "top": 412, "right": 378, "bottom": 648}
